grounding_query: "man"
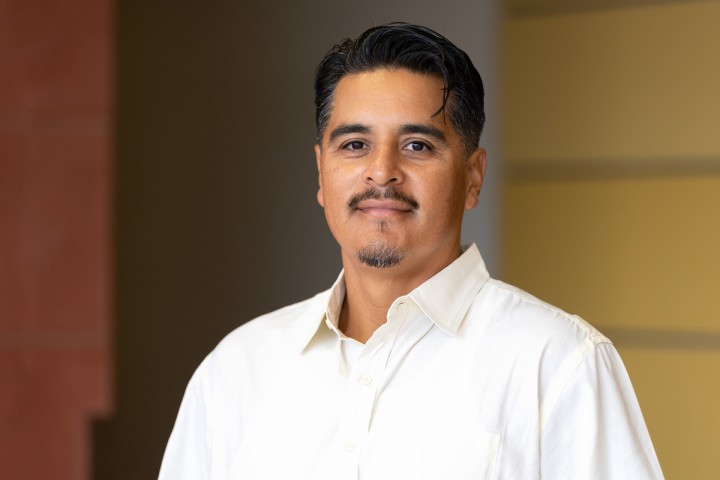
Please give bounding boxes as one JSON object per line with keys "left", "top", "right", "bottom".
{"left": 159, "top": 23, "right": 663, "bottom": 479}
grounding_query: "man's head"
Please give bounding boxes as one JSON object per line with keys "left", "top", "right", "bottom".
{"left": 313, "top": 23, "right": 486, "bottom": 276}
{"left": 314, "top": 23, "right": 485, "bottom": 157}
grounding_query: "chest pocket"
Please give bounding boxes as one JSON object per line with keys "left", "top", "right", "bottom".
{"left": 420, "top": 429, "right": 501, "bottom": 480}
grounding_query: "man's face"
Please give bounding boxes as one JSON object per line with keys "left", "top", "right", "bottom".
{"left": 315, "top": 68, "right": 485, "bottom": 275}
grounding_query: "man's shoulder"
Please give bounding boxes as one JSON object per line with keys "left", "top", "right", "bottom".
{"left": 210, "top": 288, "right": 330, "bottom": 361}
{"left": 224, "top": 289, "right": 329, "bottom": 343}
{"left": 477, "top": 278, "right": 610, "bottom": 348}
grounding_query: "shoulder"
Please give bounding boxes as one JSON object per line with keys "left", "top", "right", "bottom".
{"left": 225, "top": 291, "right": 327, "bottom": 343}
{"left": 204, "top": 289, "right": 330, "bottom": 372}
{"left": 477, "top": 278, "right": 610, "bottom": 349}
{"left": 467, "top": 279, "right": 622, "bottom": 414}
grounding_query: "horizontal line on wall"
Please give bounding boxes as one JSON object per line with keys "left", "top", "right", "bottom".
{"left": 0, "top": 331, "right": 108, "bottom": 351}
{"left": 507, "top": 0, "right": 707, "bottom": 18}
{"left": 601, "top": 327, "right": 720, "bottom": 350}
{"left": 0, "top": 116, "right": 108, "bottom": 136}
{"left": 506, "top": 156, "right": 720, "bottom": 181}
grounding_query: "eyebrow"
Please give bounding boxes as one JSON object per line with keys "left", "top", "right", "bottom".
{"left": 399, "top": 124, "right": 448, "bottom": 145}
{"left": 328, "top": 123, "right": 371, "bottom": 144}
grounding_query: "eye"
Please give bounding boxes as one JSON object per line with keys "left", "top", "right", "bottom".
{"left": 404, "top": 141, "right": 431, "bottom": 152}
{"left": 342, "top": 140, "right": 367, "bottom": 151}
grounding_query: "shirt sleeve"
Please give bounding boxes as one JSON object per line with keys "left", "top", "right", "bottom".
{"left": 158, "top": 357, "right": 212, "bottom": 480}
{"left": 540, "top": 342, "right": 664, "bottom": 479}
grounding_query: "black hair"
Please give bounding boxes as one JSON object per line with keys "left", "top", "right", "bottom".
{"left": 314, "top": 22, "right": 485, "bottom": 156}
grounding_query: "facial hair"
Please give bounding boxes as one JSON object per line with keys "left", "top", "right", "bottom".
{"left": 348, "top": 187, "right": 417, "bottom": 269}
{"left": 347, "top": 187, "right": 419, "bottom": 211}
{"left": 357, "top": 241, "right": 404, "bottom": 268}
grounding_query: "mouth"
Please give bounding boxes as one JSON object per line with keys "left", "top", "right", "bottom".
{"left": 356, "top": 199, "right": 414, "bottom": 218}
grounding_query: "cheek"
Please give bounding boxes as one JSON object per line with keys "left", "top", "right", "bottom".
{"left": 323, "top": 163, "right": 365, "bottom": 203}
{"left": 319, "top": 171, "right": 352, "bottom": 223}
{"left": 321, "top": 173, "right": 347, "bottom": 207}
{"left": 423, "top": 171, "right": 467, "bottom": 210}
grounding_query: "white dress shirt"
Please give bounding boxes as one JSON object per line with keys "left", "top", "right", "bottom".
{"left": 159, "top": 244, "right": 663, "bottom": 479}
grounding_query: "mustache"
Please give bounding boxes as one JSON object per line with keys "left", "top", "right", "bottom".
{"left": 348, "top": 188, "right": 419, "bottom": 210}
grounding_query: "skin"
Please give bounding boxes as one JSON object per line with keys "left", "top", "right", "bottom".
{"left": 315, "top": 68, "right": 486, "bottom": 343}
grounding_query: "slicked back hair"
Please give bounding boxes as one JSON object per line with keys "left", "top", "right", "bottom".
{"left": 314, "top": 23, "right": 485, "bottom": 156}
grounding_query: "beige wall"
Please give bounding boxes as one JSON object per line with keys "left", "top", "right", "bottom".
{"left": 503, "top": 1, "right": 720, "bottom": 478}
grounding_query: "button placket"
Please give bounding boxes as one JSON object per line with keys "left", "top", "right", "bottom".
{"left": 336, "top": 318, "right": 404, "bottom": 472}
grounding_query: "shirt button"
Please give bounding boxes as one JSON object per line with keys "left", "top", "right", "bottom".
{"left": 342, "top": 440, "right": 356, "bottom": 452}
{"left": 358, "top": 374, "right": 373, "bottom": 386}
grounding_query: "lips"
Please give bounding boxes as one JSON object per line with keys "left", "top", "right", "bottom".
{"left": 357, "top": 199, "right": 413, "bottom": 212}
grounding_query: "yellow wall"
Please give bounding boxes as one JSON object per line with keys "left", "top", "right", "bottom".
{"left": 504, "top": 1, "right": 720, "bottom": 160}
{"left": 503, "top": 2, "right": 720, "bottom": 478}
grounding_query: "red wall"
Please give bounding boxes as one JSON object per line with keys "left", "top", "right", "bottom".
{"left": 0, "top": 1, "right": 114, "bottom": 478}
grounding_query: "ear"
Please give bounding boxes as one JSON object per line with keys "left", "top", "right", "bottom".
{"left": 464, "top": 148, "right": 486, "bottom": 210}
{"left": 314, "top": 143, "right": 324, "bottom": 207}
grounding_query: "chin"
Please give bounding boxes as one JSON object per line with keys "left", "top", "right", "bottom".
{"left": 356, "top": 241, "right": 404, "bottom": 269}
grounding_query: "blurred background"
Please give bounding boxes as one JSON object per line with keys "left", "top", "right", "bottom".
{"left": 1, "top": 0, "right": 718, "bottom": 478}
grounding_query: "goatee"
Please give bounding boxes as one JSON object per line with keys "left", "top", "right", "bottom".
{"left": 357, "top": 242, "right": 403, "bottom": 268}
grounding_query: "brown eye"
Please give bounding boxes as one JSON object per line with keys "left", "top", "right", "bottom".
{"left": 344, "top": 141, "right": 366, "bottom": 150}
{"left": 406, "top": 141, "right": 429, "bottom": 152}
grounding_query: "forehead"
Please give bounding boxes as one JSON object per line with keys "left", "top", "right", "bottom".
{"left": 327, "top": 69, "right": 448, "bottom": 131}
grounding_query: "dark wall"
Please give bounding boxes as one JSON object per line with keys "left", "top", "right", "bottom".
{"left": 94, "top": 2, "right": 500, "bottom": 478}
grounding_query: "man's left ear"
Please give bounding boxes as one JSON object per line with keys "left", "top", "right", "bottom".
{"left": 464, "top": 148, "right": 486, "bottom": 210}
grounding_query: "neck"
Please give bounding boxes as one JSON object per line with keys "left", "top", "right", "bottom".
{"left": 338, "top": 245, "right": 461, "bottom": 343}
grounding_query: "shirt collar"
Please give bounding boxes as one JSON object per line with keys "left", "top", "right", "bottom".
{"left": 407, "top": 244, "right": 489, "bottom": 335}
{"left": 299, "top": 243, "right": 490, "bottom": 351}
{"left": 299, "top": 271, "right": 346, "bottom": 352}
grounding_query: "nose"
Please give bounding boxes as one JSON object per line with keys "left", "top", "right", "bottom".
{"left": 363, "top": 145, "right": 405, "bottom": 187}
